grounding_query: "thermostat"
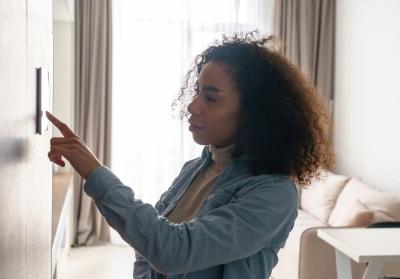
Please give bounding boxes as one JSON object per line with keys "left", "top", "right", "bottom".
{"left": 36, "top": 67, "right": 51, "bottom": 134}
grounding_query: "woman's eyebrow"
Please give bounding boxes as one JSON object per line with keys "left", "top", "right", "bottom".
{"left": 201, "top": 85, "right": 221, "bottom": 93}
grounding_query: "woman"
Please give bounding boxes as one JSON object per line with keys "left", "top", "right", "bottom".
{"left": 47, "top": 32, "right": 334, "bottom": 279}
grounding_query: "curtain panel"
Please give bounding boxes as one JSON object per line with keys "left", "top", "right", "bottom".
{"left": 73, "top": 0, "right": 113, "bottom": 246}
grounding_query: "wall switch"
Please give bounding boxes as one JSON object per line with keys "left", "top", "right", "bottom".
{"left": 36, "top": 67, "right": 51, "bottom": 135}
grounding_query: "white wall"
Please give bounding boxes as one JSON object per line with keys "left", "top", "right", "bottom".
{"left": 334, "top": 0, "right": 400, "bottom": 192}
{"left": 53, "top": 20, "right": 74, "bottom": 172}
{"left": 0, "top": 0, "right": 53, "bottom": 277}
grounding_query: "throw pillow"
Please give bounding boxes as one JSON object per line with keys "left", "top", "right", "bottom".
{"left": 300, "top": 170, "right": 350, "bottom": 224}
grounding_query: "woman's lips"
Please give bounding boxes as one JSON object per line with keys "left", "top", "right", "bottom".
{"left": 189, "top": 124, "right": 204, "bottom": 132}
{"left": 188, "top": 118, "right": 204, "bottom": 132}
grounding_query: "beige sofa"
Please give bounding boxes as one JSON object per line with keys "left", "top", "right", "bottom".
{"left": 271, "top": 171, "right": 400, "bottom": 279}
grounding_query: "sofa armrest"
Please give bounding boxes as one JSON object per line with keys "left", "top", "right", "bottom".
{"left": 299, "top": 227, "right": 367, "bottom": 279}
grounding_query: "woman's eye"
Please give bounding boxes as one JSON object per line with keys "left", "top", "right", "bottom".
{"left": 205, "top": 95, "right": 216, "bottom": 102}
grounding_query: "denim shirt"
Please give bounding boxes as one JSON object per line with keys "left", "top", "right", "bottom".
{"left": 84, "top": 146, "right": 299, "bottom": 279}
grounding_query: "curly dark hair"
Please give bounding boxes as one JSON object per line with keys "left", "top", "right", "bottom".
{"left": 172, "top": 31, "right": 335, "bottom": 188}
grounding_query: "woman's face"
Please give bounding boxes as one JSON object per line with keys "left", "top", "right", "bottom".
{"left": 187, "top": 61, "right": 241, "bottom": 147}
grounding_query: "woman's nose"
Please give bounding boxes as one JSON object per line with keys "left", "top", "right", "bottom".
{"left": 187, "top": 96, "right": 202, "bottom": 116}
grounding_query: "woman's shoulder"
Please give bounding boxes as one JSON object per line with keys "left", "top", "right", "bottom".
{"left": 226, "top": 173, "right": 297, "bottom": 201}
{"left": 240, "top": 173, "right": 294, "bottom": 188}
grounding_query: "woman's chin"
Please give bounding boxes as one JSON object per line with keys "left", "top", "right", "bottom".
{"left": 191, "top": 134, "right": 211, "bottom": 146}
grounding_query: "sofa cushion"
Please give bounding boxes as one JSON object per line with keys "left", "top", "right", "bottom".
{"left": 300, "top": 171, "right": 350, "bottom": 224}
{"left": 360, "top": 186, "right": 400, "bottom": 222}
{"left": 345, "top": 210, "right": 374, "bottom": 227}
{"left": 295, "top": 209, "right": 325, "bottom": 226}
{"left": 328, "top": 200, "right": 374, "bottom": 227}
{"left": 328, "top": 177, "right": 400, "bottom": 226}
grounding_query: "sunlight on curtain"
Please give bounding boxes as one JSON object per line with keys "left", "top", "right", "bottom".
{"left": 111, "top": 0, "right": 275, "bottom": 245}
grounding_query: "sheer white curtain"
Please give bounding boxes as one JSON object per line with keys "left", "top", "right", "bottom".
{"left": 111, "top": 0, "right": 275, "bottom": 245}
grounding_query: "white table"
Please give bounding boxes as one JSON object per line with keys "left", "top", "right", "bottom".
{"left": 317, "top": 228, "right": 400, "bottom": 279}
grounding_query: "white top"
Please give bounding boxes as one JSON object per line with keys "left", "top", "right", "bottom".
{"left": 317, "top": 228, "right": 400, "bottom": 263}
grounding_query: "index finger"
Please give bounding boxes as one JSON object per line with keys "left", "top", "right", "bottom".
{"left": 46, "top": 111, "right": 77, "bottom": 138}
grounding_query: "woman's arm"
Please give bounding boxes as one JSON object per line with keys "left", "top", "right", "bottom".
{"left": 133, "top": 189, "right": 170, "bottom": 278}
{"left": 84, "top": 165, "right": 298, "bottom": 275}
{"left": 133, "top": 251, "right": 151, "bottom": 279}
{"left": 44, "top": 109, "right": 299, "bottom": 275}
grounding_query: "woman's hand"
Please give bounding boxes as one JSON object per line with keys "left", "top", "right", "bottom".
{"left": 46, "top": 111, "right": 102, "bottom": 180}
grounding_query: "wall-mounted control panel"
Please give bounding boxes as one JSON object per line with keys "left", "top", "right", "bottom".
{"left": 36, "top": 67, "right": 51, "bottom": 135}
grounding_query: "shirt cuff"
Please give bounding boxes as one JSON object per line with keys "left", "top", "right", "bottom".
{"left": 83, "top": 165, "right": 124, "bottom": 201}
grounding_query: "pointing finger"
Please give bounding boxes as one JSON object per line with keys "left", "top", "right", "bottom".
{"left": 46, "top": 111, "right": 77, "bottom": 138}
{"left": 50, "top": 137, "right": 81, "bottom": 145}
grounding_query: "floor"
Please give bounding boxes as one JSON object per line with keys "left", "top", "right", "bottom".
{"left": 59, "top": 243, "right": 135, "bottom": 279}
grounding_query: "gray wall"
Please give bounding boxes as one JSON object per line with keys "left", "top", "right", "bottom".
{"left": 0, "top": 0, "right": 53, "bottom": 278}
{"left": 334, "top": 0, "right": 400, "bottom": 192}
